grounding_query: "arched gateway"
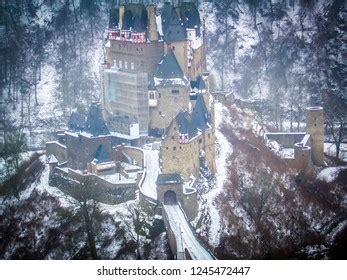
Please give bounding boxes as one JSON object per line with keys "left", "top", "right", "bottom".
{"left": 164, "top": 190, "right": 177, "bottom": 205}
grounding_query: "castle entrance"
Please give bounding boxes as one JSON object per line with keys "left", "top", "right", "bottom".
{"left": 163, "top": 190, "right": 177, "bottom": 205}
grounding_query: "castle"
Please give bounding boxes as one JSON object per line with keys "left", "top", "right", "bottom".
{"left": 46, "top": 1, "right": 213, "bottom": 218}
{"left": 264, "top": 106, "right": 325, "bottom": 172}
{"left": 101, "top": 1, "right": 207, "bottom": 138}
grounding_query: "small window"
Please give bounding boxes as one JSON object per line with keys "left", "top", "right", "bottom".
{"left": 159, "top": 93, "right": 161, "bottom": 98}
{"left": 173, "top": 146, "right": 176, "bottom": 151}
{"left": 172, "top": 89, "right": 179, "bottom": 94}
{"left": 131, "top": 62, "right": 134, "bottom": 70}
{"left": 172, "top": 46, "right": 175, "bottom": 51}
{"left": 159, "top": 111, "right": 161, "bottom": 115}
{"left": 171, "top": 136, "right": 174, "bottom": 140}
{"left": 208, "top": 133, "right": 210, "bottom": 139}
{"left": 179, "top": 146, "right": 182, "bottom": 149}
{"left": 199, "top": 139, "right": 202, "bottom": 144}
{"left": 166, "top": 147, "right": 169, "bottom": 150}
{"left": 124, "top": 61, "right": 128, "bottom": 69}
{"left": 119, "top": 60, "right": 122, "bottom": 68}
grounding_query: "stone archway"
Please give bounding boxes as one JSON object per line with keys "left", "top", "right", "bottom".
{"left": 164, "top": 190, "right": 177, "bottom": 205}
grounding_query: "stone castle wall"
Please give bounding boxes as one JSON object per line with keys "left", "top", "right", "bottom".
{"left": 149, "top": 85, "right": 190, "bottom": 133}
{"left": 65, "top": 133, "right": 113, "bottom": 171}
{"left": 46, "top": 141, "right": 67, "bottom": 163}
{"left": 161, "top": 124, "right": 216, "bottom": 181}
{"left": 306, "top": 107, "right": 324, "bottom": 166}
{"left": 106, "top": 40, "right": 164, "bottom": 75}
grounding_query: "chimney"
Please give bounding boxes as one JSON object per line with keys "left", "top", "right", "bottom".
{"left": 146, "top": 5, "right": 158, "bottom": 41}
{"left": 119, "top": 5, "right": 125, "bottom": 30}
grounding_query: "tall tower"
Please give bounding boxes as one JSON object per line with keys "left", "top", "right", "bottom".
{"left": 147, "top": 5, "right": 158, "bottom": 41}
{"left": 306, "top": 107, "right": 324, "bottom": 166}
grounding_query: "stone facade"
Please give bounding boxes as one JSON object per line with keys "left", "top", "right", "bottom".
{"left": 106, "top": 40, "right": 164, "bottom": 75}
{"left": 161, "top": 120, "right": 216, "bottom": 181}
{"left": 306, "top": 107, "right": 324, "bottom": 166}
{"left": 149, "top": 84, "right": 190, "bottom": 134}
{"left": 65, "top": 132, "right": 113, "bottom": 171}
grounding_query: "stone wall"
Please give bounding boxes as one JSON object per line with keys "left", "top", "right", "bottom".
{"left": 46, "top": 141, "right": 67, "bottom": 163}
{"left": 161, "top": 121, "right": 200, "bottom": 180}
{"left": 161, "top": 119, "right": 215, "bottom": 180}
{"left": 182, "top": 186, "right": 198, "bottom": 220}
{"left": 306, "top": 107, "right": 324, "bottom": 166}
{"left": 165, "top": 41, "right": 187, "bottom": 78}
{"left": 265, "top": 133, "right": 307, "bottom": 148}
{"left": 149, "top": 85, "right": 190, "bottom": 133}
{"left": 190, "top": 45, "right": 205, "bottom": 80}
{"left": 106, "top": 40, "right": 164, "bottom": 75}
{"left": 65, "top": 133, "right": 113, "bottom": 171}
{"left": 121, "top": 146, "right": 144, "bottom": 167}
{"left": 50, "top": 168, "right": 136, "bottom": 205}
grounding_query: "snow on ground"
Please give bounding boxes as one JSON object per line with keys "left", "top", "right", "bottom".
{"left": 20, "top": 158, "right": 76, "bottom": 208}
{"left": 325, "top": 143, "right": 347, "bottom": 162}
{"left": 164, "top": 204, "right": 213, "bottom": 260}
{"left": 141, "top": 147, "right": 160, "bottom": 200}
{"left": 203, "top": 101, "right": 233, "bottom": 246}
{"left": 317, "top": 166, "right": 347, "bottom": 183}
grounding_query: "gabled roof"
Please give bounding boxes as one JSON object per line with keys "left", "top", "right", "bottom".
{"left": 154, "top": 50, "right": 184, "bottom": 79}
{"left": 191, "top": 94, "right": 210, "bottom": 132}
{"left": 179, "top": 2, "right": 201, "bottom": 36}
{"left": 190, "top": 75, "right": 206, "bottom": 91}
{"left": 156, "top": 173, "right": 183, "bottom": 185}
{"left": 85, "top": 103, "right": 110, "bottom": 136}
{"left": 68, "top": 112, "right": 86, "bottom": 132}
{"left": 93, "top": 144, "right": 112, "bottom": 163}
{"left": 176, "top": 94, "right": 211, "bottom": 139}
{"left": 163, "top": 6, "right": 187, "bottom": 42}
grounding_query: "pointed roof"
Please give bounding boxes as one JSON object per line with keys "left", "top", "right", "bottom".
{"left": 176, "top": 94, "right": 210, "bottom": 139}
{"left": 163, "top": 6, "right": 187, "bottom": 42}
{"left": 191, "top": 94, "right": 210, "bottom": 131}
{"left": 190, "top": 75, "right": 206, "bottom": 91}
{"left": 85, "top": 103, "right": 110, "bottom": 136}
{"left": 93, "top": 144, "right": 112, "bottom": 163}
{"left": 179, "top": 2, "right": 201, "bottom": 35}
{"left": 155, "top": 50, "right": 184, "bottom": 79}
{"left": 68, "top": 112, "right": 86, "bottom": 132}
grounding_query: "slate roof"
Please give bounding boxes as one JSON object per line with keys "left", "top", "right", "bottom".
{"left": 190, "top": 75, "right": 206, "bottom": 91}
{"left": 176, "top": 94, "right": 211, "bottom": 139}
{"left": 93, "top": 144, "right": 112, "bottom": 163}
{"left": 179, "top": 2, "right": 201, "bottom": 36}
{"left": 85, "top": 103, "right": 110, "bottom": 136}
{"left": 163, "top": 6, "right": 187, "bottom": 42}
{"left": 154, "top": 50, "right": 184, "bottom": 79}
{"left": 109, "top": 7, "right": 119, "bottom": 28}
{"left": 68, "top": 112, "right": 86, "bottom": 132}
{"left": 156, "top": 173, "right": 183, "bottom": 185}
{"left": 122, "top": 4, "right": 148, "bottom": 32}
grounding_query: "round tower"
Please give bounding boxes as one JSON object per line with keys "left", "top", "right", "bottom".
{"left": 306, "top": 107, "right": 324, "bottom": 166}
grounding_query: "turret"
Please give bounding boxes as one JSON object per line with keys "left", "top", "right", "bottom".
{"left": 147, "top": 5, "right": 158, "bottom": 41}
{"left": 306, "top": 107, "right": 324, "bottom": 166}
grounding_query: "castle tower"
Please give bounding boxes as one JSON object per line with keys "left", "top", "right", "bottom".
{"left": 119, "top": 5, "right": 125, "bottom": 30}
{"left": 147, "top": 5, "right": 158, "bottom": 41}
{"left": 306, "top": 107, "right": 324, "bottom": 166}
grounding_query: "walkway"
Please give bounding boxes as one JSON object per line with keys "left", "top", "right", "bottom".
{"left": 164, "top": 204, "right": 213, "bottom": 260}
